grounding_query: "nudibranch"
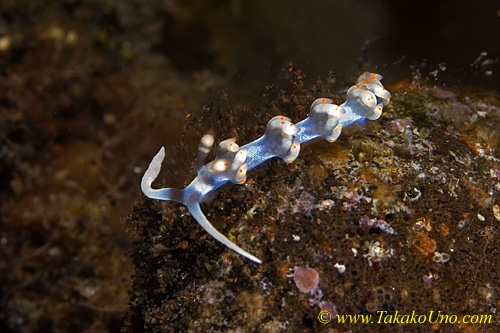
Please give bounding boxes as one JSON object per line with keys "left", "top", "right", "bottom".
{"left": 141, "top": 72, "right": 391, "bottom": 264}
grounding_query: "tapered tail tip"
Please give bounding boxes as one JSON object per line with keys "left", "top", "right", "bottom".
{"left": 141, "top": 146, "right": 166, "bottom": 196}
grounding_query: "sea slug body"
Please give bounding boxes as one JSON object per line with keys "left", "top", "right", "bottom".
{"left": 141, "top": 72, "right": 391, "bottom": 264}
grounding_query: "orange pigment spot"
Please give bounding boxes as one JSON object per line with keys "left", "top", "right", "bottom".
{"left": 388, "top": 78, "right": 421, "bottom": 92}
{"left": 277, "top": 263, "right": 289, "bottom": 279}
{"left": 439, "top": 223, "right": 449, "bottom": 237}
{"left": 360, "top": 169, "right": 373, "bottom": 181}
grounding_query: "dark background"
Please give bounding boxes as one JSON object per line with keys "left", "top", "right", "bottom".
{"left": 158, "top": 0, "right": 500, "bottom": 91}
{"left": 1, "top": 0, "right": 499, "bottom": 331}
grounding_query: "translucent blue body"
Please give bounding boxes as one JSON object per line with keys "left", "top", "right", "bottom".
{"left": 141, "top": 72, "right": 390, "bottom": 264}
